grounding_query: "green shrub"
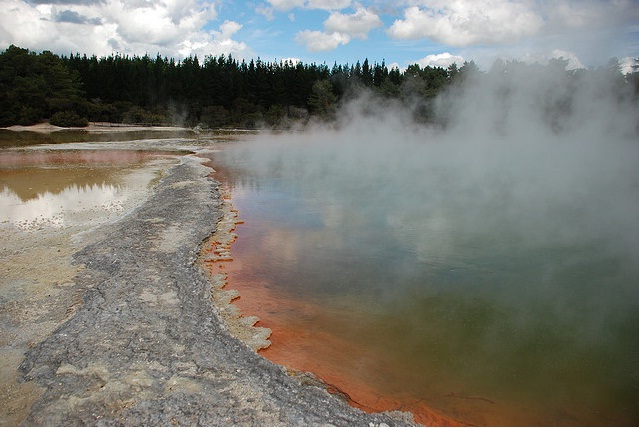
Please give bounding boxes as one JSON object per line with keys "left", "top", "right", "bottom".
{"left": 49, "top": 111, "right": 88, "bottom": 127}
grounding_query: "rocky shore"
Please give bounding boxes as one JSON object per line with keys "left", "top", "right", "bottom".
{"left": 10, "top": 155, "right": 415, "bottom": 426}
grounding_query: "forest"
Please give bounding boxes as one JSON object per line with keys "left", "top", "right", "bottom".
{"left": 1, "top": 44, "right": 637, "bottom": 129}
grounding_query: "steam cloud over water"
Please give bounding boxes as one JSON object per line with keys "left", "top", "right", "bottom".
{"left": 235, "top": 62, "right": 639, "bottom": 268}
{"left": 219, "top": 61, "right": 639, "bottom": 424}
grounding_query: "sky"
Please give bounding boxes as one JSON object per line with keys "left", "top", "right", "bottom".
{"left": 1, "top": 0, "right": 638, "bottom": 72}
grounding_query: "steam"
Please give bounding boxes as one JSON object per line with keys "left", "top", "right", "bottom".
{"left": 230, "top": 61, "right": 639, "bottom": 264}
{"left": 220, "top": 61, "right": 639, "bottom": 337}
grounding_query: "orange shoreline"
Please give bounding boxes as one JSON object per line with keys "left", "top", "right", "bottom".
{"left": 227, "top": 274, "right": 463, "bottom": 427}
{"left": 199, "top": 175, "right": 465, "bottom": 427}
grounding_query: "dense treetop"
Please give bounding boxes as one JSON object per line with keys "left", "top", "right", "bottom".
{"left": 1, "top": 44, "right": 637, "bottom": 129}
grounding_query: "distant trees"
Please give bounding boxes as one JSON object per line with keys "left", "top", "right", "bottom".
{"left": 0, "top": 45, "right": 86, "bottom": 126}
{"left": 1, "top": 45, "right": 638, "bottom": 129}
{"left": 308, "top": 79, "right": 337, "bottom": 119}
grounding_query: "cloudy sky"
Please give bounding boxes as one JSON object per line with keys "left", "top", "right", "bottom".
{"left": 1, "top": 0, "right": 638, "bottom": 71}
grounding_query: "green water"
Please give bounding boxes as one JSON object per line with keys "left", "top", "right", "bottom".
{"left": 210, "top": 133, "right": 639, "bottom": 426}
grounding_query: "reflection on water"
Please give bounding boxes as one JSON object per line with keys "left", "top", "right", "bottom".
{"left": 0, "top": 150, "right": 169, "bottom": 229}
{"left": 1, "top": 166, "right": 123, "bottom": 203}
{"left": 207, "top": 135, "right": 639, "bottom": 426}
{"left": 0, "top": 183, "right": 125, "bottom": 228}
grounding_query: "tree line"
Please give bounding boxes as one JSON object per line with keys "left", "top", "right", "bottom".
{"left": 1, "top": 44, "right": 637, "bottom": 129}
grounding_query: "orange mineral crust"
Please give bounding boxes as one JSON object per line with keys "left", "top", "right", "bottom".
{"left": 226, "top": 269, "right": 461, "bottom": 427}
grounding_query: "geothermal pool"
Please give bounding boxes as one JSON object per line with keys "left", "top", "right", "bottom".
{"left": 206, "top": 131, "right": 639, "bottom": 426}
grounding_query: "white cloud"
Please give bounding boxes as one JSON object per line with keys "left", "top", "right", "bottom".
{"left": 265, "top": 0, "right": 305, "bottom": 11}
{"left": 294, "top": 3, "right": 380, "bottom": 52}
{"left": 387, "top": 0, "right": 544, "bottom": 46}
{"left": 255, "top": 5, "right": 275, "bottom": 20}
{"left": 281, "top": 57, "right": 301, "bottom": 65}
{"left": 295, "top": 30, "right": 350, "bottom": 51}
{"left": 416, "top": 52, "right": 464, "bottom": 68}
{"left": 324, "top": 4, "right": 382, "bottom": 40}
{"left": 387, "top": 0, "right": 639, "bottom": 61}
{"left": 219, "top": 20, "right": 242, "bottom": 38}
{"left": 306, "top": 0, "right": 351, "bottom": 10}
{"left": 0, "top": 0, "right": 251, "bottom": 59}
{"left": 263, "top": 0, "right": 350, "bottom": 12}
{"left": 4, "top": 0, "right": 636, "bottom": 67}
{"left": 115, "top": 4, "right": 183, "bottom": 45}
{"left": 543, "top": 0, "right": 638, "bottom": 32}
{"left": 261, "top": 0, "right": 343, "bottom": 20}
{"left": 0, "top": 1, "right": 54, "bottom": 49}
{"left": 180, "top": 20, "right": 251, "bottom": 59}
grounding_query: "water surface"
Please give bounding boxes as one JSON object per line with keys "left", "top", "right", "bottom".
{"left": 0, "top": 149, "right": 175, "bottom": 229}
{"left": 207, "top": 133, "right": 639, "bottom": 426}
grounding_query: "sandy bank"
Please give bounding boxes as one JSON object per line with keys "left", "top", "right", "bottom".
{"left": 3, "top": 122, "right": 193, "bottom": 134}
{"left": 2, "top": 150, "right": 415, "bottom": 426}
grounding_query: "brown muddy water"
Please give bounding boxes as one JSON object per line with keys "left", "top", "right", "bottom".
{"left": 0, "top": 150, "right": 177, "bottom": 229}
{"left": 202, "top": 136, "right": 639, "bottom": 427}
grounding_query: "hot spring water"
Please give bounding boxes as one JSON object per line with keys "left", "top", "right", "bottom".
{"left": 207, "top": 125, "right": 639, "bottom": 425}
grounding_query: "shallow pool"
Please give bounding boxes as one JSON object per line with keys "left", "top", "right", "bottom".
{"left": 0, "top": 149, "right": 174, "bottom": 230}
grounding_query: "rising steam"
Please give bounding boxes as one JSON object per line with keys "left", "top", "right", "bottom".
{"left": 229, "top": 60, "right": 639, "bottom": 262}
